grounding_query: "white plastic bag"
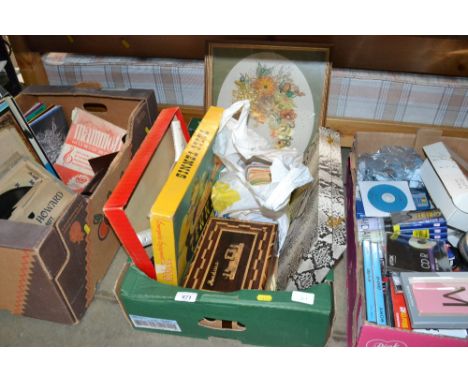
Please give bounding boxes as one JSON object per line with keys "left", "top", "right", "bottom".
{"left": 212, "top": 100, "right": 313, "bottom": 249}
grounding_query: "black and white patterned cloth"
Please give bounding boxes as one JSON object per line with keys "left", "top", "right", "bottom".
{"left": 277, "top": 127, "right": 346, "bottom": 290}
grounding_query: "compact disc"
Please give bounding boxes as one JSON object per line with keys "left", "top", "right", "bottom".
{"left": 367, "top": 184, "right": 408, "bottom": 213}
{"left": 409, "top": 236, "right": 437, "bottom": 250}
{"left": 0, "top": 187, "right": 32, "bottom": 219}
{"left": 359, "top": 181, "right": 416, "bottom": 217}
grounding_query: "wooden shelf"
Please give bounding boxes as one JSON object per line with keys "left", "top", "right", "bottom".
{"left": 9, "top": 35, "right": 468, "bottom": 80}
{"left": 8, "top": 35, "right": 468, "bottom": 147}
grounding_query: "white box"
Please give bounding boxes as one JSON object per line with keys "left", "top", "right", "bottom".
{"left": 420, "top": 159, "right": 468, "bottom": 231}
{"left": 423, "top": 142, "right": 468, "bottom": 213}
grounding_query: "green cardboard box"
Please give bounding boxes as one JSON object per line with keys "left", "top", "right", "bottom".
{"left": 116, "top": 262, "right": 334, "bottom": 346}
{"left": 110, "top": 110, "right": 345, "bottom": 345}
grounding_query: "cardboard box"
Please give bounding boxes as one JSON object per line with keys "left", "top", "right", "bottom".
{"left": 111, "top": 108, "right": 345, "bottom": 346}
{"left": 420, "top": 142, "right": 468, "bottom": 231}
{"left": 104, "top": 108, "right": 190, "bottom": 280}
{"left": 0, "top": 153, "right": 75, "bottom": 225}
{"left": 0, "top": 85, "right": 157, "bottom": 324}
{"left": 346, "top": 129, "right": 468, "bottom": 347}
{"left": 116, "top": 262, "right": 333, "bottom": 346}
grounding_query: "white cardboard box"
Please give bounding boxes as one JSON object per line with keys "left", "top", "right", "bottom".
{"left": 420, "top": 159, "right": 468, "bottom": 231}
{"left": 423, "top": 142, "right": 468, "bottom": 213}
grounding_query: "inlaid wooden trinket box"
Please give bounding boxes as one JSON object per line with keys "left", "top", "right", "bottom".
{"left": 183, "top": 217, "right": 277, "bottom": 292}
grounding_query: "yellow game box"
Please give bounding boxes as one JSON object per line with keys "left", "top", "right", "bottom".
{"left": 150, "top": 106, "right": 224, "bottom": 285}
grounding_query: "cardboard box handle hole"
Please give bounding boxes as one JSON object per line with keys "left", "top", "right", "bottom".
{"left": 199, "top": 317, "right": 246, "bottom": 332}
{"left": 83, "top": 103, "right": 108, "bottom": 113}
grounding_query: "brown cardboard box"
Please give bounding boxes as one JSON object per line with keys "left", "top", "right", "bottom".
{"left": 346, "top": 129, "right": 468, "bottom": 346}
{"left": 0, "top": 85, "right": 157, "bottom": 324}
{"left": 1, "top": 154, "right": 75, "bottom": 226}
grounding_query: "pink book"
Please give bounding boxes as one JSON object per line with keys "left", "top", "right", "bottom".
{"left": 54, "top": 108, "right": 126, "bottom": 192}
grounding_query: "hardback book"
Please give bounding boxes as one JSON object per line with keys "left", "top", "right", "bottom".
{"left": 400, "top": 272, "right": 468, "bottom": 329}
{"left": 150, "top": 106, "right": 224, "bottom": 285}
{"left": 183, "top": 217, "right": 277, "bottom": 292}
{"left": 385, "top": 233, "right": 451, "bottom": 273}
{"left": 54, "top": 107, "right": 126, "bottom": 192}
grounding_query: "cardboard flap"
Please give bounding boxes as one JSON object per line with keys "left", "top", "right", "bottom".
{"left": 82, "top": 152, "right": 119, "bottom": 196}
{"left": 414, "top": 128, "right": 444, "bottom": 157}
{"left": 354, "top": 131, "right": 416, "bottom": 155}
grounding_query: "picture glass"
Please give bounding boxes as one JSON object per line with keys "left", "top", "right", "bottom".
{"left": 208, "top": 44, "right": 329, "bottom": 153}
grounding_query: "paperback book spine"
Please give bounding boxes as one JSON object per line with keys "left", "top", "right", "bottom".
{"left": 362, "top": 240, "right": 376, "bottom": 323}
{"left": 389, "top": 277, "right": 412, "bottom": 329}
{"left": 383, "top": 277, "right": 395, "bottom": 327}
{"left": 371, "top": 242, "right": 387, "bottom": 326}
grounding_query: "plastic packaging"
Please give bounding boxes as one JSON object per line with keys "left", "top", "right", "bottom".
{"left": 357, "top": 146, "right": 424, "bottom": 188}
{"left": 211, "top": 100, "right": 313, "bottom": 249}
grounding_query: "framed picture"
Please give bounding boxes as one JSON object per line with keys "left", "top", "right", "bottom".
{"left": 400, "top": 272, "right": 468, "bottom": 329}
{"left": 206, "top": 42, "right": 330, "bottom": 153}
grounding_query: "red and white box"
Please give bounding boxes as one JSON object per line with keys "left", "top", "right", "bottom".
{"left": 54, "top": 108, "right": 126, "bottom": 192}
{"left": 103, "top": 108, "right": 189, "bottom": 279}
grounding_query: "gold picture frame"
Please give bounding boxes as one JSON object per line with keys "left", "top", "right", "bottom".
{"left": 205, "top": 41, "right": 331, "bottom": 152}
